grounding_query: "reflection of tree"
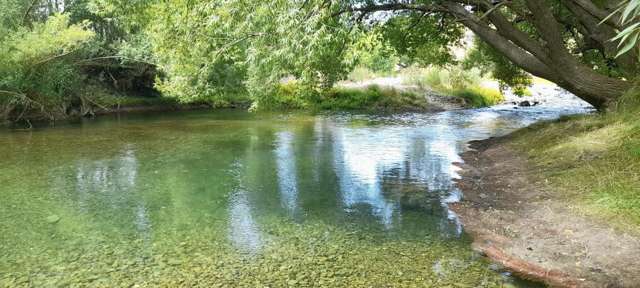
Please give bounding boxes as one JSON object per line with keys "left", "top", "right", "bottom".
{"left": 275, "top": 131, "right": 298, "bottom": 216}
{"left": 72, "top": 145, "right": 151, "bottom": 237}
{"left": 327, "top": 119, "right": 465, "bottom": 235}
{"left": 331, "top": 127, "right": 400, "bottom": 228}
{"left": 228, "top": 184, "right": 263, "bottom": 254}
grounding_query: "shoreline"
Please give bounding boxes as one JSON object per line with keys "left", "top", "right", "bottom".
{"left": 2, "top": 103, "right": 225, "bottom": 128}
{"left": 452, "top": 136, "right": 640, "bottom": 287}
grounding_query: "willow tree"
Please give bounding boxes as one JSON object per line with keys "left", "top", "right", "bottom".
{"left": 340, "top": 0, "right": 638, "bottom": 109}
{"left": 101, "top": 0, "right": 637, "bottom": 110}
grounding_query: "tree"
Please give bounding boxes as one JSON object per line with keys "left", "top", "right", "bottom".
{"left": 0, "top": 13, "right": 94, "bottom": 121}
{"left": 608, "top": 0, "right": 640, "bottom": 61}
{"left": 337, "top": 0, "right": 638, "bottom": 109}
{"left": 91, "top": 0, "right": 640, "bottom": 110}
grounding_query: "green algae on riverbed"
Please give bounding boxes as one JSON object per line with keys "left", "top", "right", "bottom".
{"left": 1, "top": 217, "right": 505, "bottom": 287}
{"left": 0, "top": 109, "right": 564, "bottom": 287}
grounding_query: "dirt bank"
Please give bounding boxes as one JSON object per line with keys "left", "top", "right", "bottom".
{"left": 452, "top": 137, "right": 640, "bottom": 288}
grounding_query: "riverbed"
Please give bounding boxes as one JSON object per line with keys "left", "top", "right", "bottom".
{"left": 0, "top": 92, "right": 590, "bottom": 287}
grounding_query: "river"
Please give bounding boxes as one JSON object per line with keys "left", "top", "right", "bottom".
{"left": 0, "top": 89, "right": 591, "bottom": 287}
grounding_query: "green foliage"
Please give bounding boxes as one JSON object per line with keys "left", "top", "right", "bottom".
{"left": 382, "top": 14, "right": 464, "bottom": 67}
{"left": 347, "top": 31, "right": 399, "bottom": 74}
{"left": 607, "top": 0, "right": 640, "bottom": 60}
{"left": 464, "top": 39, "right": 533, "bottom": 96}
{"left": 0, "top": 0, "right": 26, "bottom": 39}
{"left": 319, "top": 85, "right": 427, "bottom": 111}
{"left": 258, "top": 81, "right": 313, "bottom": 110}
{"left": 138, "top": 0, "right": 355, "bottom": 106}
{"left": 402, "top": 65, "right": 503, "bottom": 107}
{"left": 452, "top": 86, "right": 505, "bottom": 108}
{"left": 0, "top": 14, "right": 95, "bottom": 120}
{"left": 263, "top": 82, "right": 427, "bottom": 112}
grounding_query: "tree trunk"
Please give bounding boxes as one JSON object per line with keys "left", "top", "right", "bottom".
{"left": 348, "top": 0, "right": 634, "bottom": 110}
{"left": 553, "top": 68, "right": 631, "bottom": 109}
{"left": 524, "top": 0, "right": 632, "bottom": 109}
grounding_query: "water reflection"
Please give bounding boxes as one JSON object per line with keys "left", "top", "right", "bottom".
{"left": 332, "top": 128, "right": 398, "bottom": 227}
{"left": 275, "top": 131, "right": 299, "bottom": 216}
{"left": 228, "top": 186, "right": 263, "bottom": 254}
{"left": 0, "top": 103, "right": 591, "bottom": 264}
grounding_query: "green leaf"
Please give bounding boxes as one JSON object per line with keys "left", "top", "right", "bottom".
{"left": 615, "top": 31, "right": 640, "bottom": 58}
{"left": 611, "top": 22, "right": 640, "bottom": 42}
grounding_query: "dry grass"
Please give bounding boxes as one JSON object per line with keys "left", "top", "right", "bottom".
{"left": 509, "top": 90, "right": 640, "bottom": 230}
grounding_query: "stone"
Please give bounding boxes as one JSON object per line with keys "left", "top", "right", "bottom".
{"left": 46, "top": 215, "right": 60, "bottom": 224}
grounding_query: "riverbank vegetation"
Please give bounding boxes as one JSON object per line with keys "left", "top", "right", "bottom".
{"left": 263, "top": 82, "right": 428, "bottom": 112}
{"left": 1, "top": 0, "right": 639, "bottom": 124}
{"left": 402, "top": 66, "right": 504, "bottom": 107}
{"left": 6, "top": 0, "right": 640, "bottom": 123}
{"left": 510, "top": 88, "right": 640, "bottom": 230}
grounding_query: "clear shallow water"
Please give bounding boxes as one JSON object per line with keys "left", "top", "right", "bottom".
{"left": 0, "top": 103, "right": 589, "bottom": 287}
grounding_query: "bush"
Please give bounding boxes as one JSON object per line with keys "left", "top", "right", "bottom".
{"left": 453, "top": 86, "right": 504, "bottom": 108}
{"left": 0, "top": 14, "right": 94, "bottom": 121}
{"left": 319, "top": 85, "right": 427, "bottom": 111}
{"left": 258, "top": 82, "right": 428, "bottom": 112}
{"left": 256, "top": 81, "right": 313, "bottom": 110}
{"left": 402, "top": 65, "right": 503, "bottom": 107}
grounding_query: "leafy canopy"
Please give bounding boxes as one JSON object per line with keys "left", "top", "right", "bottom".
{"left": 0, "top": 13, "right": 94, "bottom": 119}
{"left": 137, "top": 0, "right": 356, "bottom": 107}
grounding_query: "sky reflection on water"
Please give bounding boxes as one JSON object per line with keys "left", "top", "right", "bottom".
{"left": 0, "top": 102, "right": 590, "bottom": 284}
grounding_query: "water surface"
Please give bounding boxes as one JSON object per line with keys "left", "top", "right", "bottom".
{"left": 0, "top": 100, "right": 589, "bottom": 287}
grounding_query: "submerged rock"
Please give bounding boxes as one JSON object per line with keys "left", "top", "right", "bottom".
{"left": 518, "top": 101, "right": 531, "bottom": 107}
{"left": 45, "top": 215, "right": 60, "bottom": 224}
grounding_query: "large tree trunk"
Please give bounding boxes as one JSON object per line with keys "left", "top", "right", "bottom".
{"left": 346, "top": 0, "right": 634, "bottom": 109}
{"left": 444, "top": 0, "right": 633, "bottom": 110}
{"left": 553, "top": 68, "right": 631, "bottom": 109}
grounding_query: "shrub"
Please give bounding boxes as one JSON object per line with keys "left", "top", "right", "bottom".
{"left": 452, "top": 86, "right": 504, "bottom": 108}
{"left": 347, "top": 67, "right": 379, "bottom": 82}
{"left": 258, "top": 82, "right": 427, "bottom": 112}
{"left": 0, "top": 14, "right": 94, "bottom": 121}
{"left": 318, "top": 85, "right": 427, "bottom": 111}
{"left": 402, "top": 65, "right": 503, "bottom": 107}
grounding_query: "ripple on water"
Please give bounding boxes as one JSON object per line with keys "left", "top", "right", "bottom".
{"left": 0, "top": 101, "right": 588, "bottom": 286}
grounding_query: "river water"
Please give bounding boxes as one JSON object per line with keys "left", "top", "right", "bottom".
{"left": 0, "top": 91, "right": 590, "bottom": 287}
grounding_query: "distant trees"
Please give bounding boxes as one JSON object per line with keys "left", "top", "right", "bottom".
{"left": 0, "top": 11, "right": 94, "bottom": 121}
{"left": 1, "top": 0, "right": 639, "bottom": 118}
{"left": 0, "top": 0, "right": 156, "bottom": 122}
{"left": 106, "top": 0, "right": 639, "bottom": 110}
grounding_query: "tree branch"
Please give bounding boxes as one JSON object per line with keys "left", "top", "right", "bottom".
{"left": 481, "top": 5, "right": 551, "bottom": 65}
{"left": 332, "top": 3, "right": 443, "bottom": 18}
{"left": 570, "top": 0, "right": 621, "bottom": 29}
{"left": 73, "top": 56, "right": 157, "bottom": 67}
{"left": 22, "top": 0, "right": 40, "bottom": 26}
{"left": 440, "top": 2, "right": 560, "bottom": 82}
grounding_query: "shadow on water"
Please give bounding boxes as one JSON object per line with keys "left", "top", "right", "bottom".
{"left": 0, "top": 103, "right": 590, "bottom": 286}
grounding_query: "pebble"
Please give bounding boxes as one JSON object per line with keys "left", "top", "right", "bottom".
{"left": 45, "top": 215, "right": 60, "bottom": 224}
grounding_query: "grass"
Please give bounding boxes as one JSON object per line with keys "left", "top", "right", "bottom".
{"left": 319, "top": 85, "right": 427, "bottom": 111}
{"left": 402, "top": 66, "right": 504, "bottom": 107}
{"left": 80, "top": 83, "right": 250, "bottom": 112}
{"left": 451, "top": 86, "right": 504, "bottom": 108}
{"left": 264, "top": 82, "right": 428, "bottom": 112}
{"left": 347, "top": 67, "right": 381, "bottom": 82}
{"left": 346, "top": 66, "right": 398, "bottom": 83}
{"left": 509, "top": 88, "right": 640, "bottom": 230}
